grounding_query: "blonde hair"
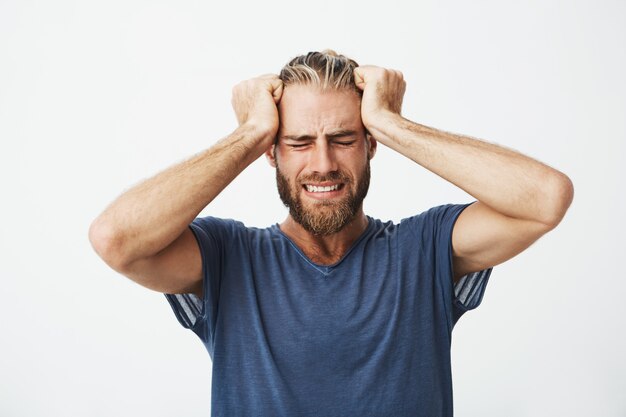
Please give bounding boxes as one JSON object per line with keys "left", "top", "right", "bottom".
{"left": 279, "top": 49, "right": 360, "bottom": 94}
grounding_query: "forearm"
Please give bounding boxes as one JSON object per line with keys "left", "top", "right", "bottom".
{"left": 369, "top": 113, "right": 574, "bottom": 226}
{"left": 89, "top": 123, "right": 270, "bottom": 265}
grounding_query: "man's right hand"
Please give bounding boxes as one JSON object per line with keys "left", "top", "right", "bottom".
{"left": 89, "top": 74, "right": 285, "bottom": 299}
{"left": 231, "top": 74, "right": 284, "bottom": 146}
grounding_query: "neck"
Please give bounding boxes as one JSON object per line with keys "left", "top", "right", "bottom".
{"left": 279, "top": 210, "right": 369, "bottom": 265}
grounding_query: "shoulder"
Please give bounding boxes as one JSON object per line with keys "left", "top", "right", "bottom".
{"left": 192, "top": 216, "right": 245, "bottom": 230}
{"left": 192, "top": 216, "right": 266, "bottom": 234}
{"left": 399, "top": 202, "right": 475, "bottom": 230}
{"left": 191, "top": 216, "right": 277, "bottom": 245}
{"left": 368, "top": 203, "right": 475, "bottom": 249}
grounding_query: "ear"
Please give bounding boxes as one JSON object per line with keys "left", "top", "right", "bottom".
{"left": 366, "top": 132, "right": 377, "bottom": 160}
{"left": 265, "top": 144, "right": 277, "bottom": 168}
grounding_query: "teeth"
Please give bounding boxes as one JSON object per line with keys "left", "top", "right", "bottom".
{"left": 305, "top": 184, "right": 340, "bottom": 193}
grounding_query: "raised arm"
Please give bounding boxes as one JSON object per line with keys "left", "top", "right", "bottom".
{"left": 88, "top": 74, "right": 283, "bottom": 298}
{"left": 354, "top": 66, "right": 574, "bottom": 283}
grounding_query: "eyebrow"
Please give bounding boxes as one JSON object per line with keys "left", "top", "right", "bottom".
{"left": 280, "top": 129, "right": 358, "bottom": 141}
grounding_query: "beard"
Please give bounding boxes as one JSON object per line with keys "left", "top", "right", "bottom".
{"left": 275, "top": 159, "right": 371, "bottom": 236}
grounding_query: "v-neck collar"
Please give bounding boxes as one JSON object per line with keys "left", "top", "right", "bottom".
{"left": 271, "top": 216, "right": 374, "bottom": 275}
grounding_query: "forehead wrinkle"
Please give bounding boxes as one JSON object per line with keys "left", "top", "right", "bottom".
{"left": 280, "top": 114, "right": 360, "bottom": 138}
{"left": 278, "top": 85, "right": 363, "bottom": 140}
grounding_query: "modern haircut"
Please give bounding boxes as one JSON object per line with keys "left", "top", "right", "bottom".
{"left": 278, "top": 50, "right": 361, "bottom": 95}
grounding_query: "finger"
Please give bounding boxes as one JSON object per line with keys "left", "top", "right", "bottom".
{"left": 353, "top": 67, "right": 365, "bottom": 89}
{"left": 269, "top": 79, "right": 284, "bottom": 103}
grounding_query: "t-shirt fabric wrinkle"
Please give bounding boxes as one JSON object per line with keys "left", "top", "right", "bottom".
{"left": 165, "top": 201, "right": 493, "bottom": 417}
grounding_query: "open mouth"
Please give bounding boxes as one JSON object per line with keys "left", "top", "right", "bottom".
{"left": 303, "top": 183, "right": 345, "bottom": 193}
{"left": 302, "top": 183, "right": 345, "bottom": 196}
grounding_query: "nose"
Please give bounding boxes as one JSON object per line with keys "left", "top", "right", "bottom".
{"left": 308, "top": 141, "right": 338, "bottom": 175}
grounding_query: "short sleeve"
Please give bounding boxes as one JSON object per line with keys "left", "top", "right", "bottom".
{"left": 428, "top": 201, "right": 493, "bottom": 328}
{"left": 164, "top": 216, "right": 234, "bottom": 353}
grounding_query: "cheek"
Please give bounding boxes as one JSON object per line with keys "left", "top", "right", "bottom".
{"left": 276, "top": 164, "right": 303, "bottom": 187}
{"left": 278, "top": 155, "right": 308, "bottom": 177}
{"left": 338, "top": 152, "right": 367, "bottom": 171}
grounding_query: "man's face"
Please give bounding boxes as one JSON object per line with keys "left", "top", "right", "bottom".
{"left": 266, "top": 84, "right": 377, "bottom": 236}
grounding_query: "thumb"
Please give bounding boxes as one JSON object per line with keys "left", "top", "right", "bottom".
{"left": 269, "top": 79, "right": 284, "bottom": 103}
{"left": 353, "top": 67, "right": 365, "bottom": 90}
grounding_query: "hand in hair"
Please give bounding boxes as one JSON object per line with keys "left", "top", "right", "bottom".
{"left": 231, "top": 74, "right": 284, "bottom": 143}
{"left": 354, "top": 65, "right": 406, "bottom": 132}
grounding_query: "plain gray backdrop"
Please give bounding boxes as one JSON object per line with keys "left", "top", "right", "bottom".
{"left": 1, "top": 0, "right": 624, "bottom": 416}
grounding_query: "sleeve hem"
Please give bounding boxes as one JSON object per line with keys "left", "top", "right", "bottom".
{"left": 440, "top": 201, "right": 493, "bottom": 328}
{"left": 453, "top": 268, "right": 493, "bottom": 311}
{"left": 163, "top": 222, "right": 208, "bottom": 329}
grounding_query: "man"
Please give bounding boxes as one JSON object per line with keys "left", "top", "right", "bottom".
{"left": 89, "top": 50, "right": 573, "bottom": 416}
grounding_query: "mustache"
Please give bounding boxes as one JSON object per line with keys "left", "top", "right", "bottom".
{"left": 297, "top": 171, "right": 351, "bottom": 184}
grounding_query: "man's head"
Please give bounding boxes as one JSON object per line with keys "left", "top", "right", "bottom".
{"left": 265, "top": 50, "right": 377, "bottom": 236}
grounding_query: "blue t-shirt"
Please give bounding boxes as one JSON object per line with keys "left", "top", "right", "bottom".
{"left": 165, "top": 202, "right": 492, "bottom": 417}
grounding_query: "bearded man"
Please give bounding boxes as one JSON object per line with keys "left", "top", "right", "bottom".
{"left": 89, "top": 50, "right": 573, "bottom": 417}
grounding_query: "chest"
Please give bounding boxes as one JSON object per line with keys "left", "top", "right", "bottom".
{"left": 217, "top": 244, "right": 444, "bottom": 359}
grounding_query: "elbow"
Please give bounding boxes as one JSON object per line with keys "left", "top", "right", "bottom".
{"left": 88, "top": 218, "right": 131, "bottom": 272}
{"left": 542, "top": 173, "right": 575, "bottom": 229}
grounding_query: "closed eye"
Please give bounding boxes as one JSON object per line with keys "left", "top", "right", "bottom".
{"left": 334, "top": 141, "right": 356, "bottom": 146}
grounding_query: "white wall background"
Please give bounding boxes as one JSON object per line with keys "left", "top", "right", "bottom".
{"left": 1, "top": 0, "right": 624, "bottom": 415}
